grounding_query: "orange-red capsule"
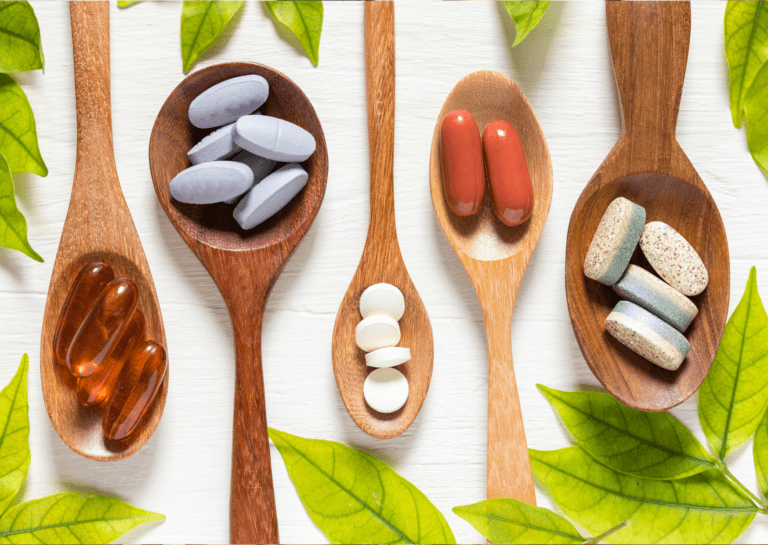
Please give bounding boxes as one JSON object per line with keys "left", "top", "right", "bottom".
{"left": 103, "top": 341, "right": 167, "bottom": 441}
{"left": 66, "top": 278, "right": 139, "bottom": 378}
{"left": 440, "top": 110, "right": 485, "bottom": 216}
{"left": 482, "top": 120, "right": 534, "bottom": 226}
{"left": 53, "top": 262, "right": 114, "bottom": 367}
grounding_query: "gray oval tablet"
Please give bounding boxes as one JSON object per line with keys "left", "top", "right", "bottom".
{"left": 188, "top": 123, "right": 239, "bottom": 165}
{"left": 223, "top": 151, "right": 277, "bottom": 204}
{"left": 189, "top": 75, "right": 269, "bottom": 129}
{"left": 233, "top": 163, "right": 308, "bottom": 229}
{"left": 233, "top": 115, "right": 316, "bottom": 162}
{"left": 170, "top": 161, "right": 254, "bottom": 205}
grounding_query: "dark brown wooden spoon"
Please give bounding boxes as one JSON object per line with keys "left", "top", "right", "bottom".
{"left": 149, "top": 63, "right": 327, "bottom": 544}
{"left": 565, "top": 0, "right": 729, "bottom": 412}
{"left": 40, "top": 1, "right": 168, "bottom": 462}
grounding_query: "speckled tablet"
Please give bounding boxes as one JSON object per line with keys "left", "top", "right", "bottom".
{"left": 584, "top": 197, "right": 646, "bottom": 286}
{"left": 639, "top": 221, "right": 708, "bottom": 296}
{"left": 189, "top": 75, "right": 269, "bottom": 129}
{"left": 614, "top": 265, "right": 698, "bottom": 332}
{"left": 605, "top": 300, "right": 691, "bottom": 371}
{"left": 187, "top": 123, "right": 238, "bottom": 165}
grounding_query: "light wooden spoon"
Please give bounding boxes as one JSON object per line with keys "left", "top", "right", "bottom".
{"left": 40, "top": 1, "right": 167, "bottom": 462}
{"left": 565, "top": 1, "right": 729, "bottom": 412}
{"left": 332, "top": 2, "right": 434, "bottom": 440}
{"left": 429, "top": 71, "right": 553, "bottom": 504}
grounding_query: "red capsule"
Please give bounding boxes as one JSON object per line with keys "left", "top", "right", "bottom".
{"left": 440, "top": 110, "right": 485, "bottom": 216}
{"left": 53, "top": 262, "right": 115, "bottom": 367}
{"left": 103, "top": 341, "right": 167, "bottom": 441}
{"left": 482, "top": 120, "right": 534, "bottom": 226}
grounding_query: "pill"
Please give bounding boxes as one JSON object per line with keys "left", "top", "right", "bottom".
{"left": 67, "top": 278, "right": 139, "bottom": 378}
{"left": 53, "top": 262, "right": 115, "bottom": 367}
{"left": 365, "top": 347, "right": 411, "bottom": 368}
{"left": 440, "top": 110, "right": 484, "bottom": 216}
{"left": 233, "top": 163, "right": 308, "bottom": 230}
{"left": 187, "top": 123, "right": 239, "bottom": 165}
{"left": 605, "top": 300, "right": 690, "bottom": 371}
{"left": 170, "top": 161, "right": 254, "bottom": 205}
{"left": 355, "top": 315, "right": 401, "bottom": 352}
{"left": 364, "top": 367, "right": 409, "bottom": 413}
{"left": 188, "top": 74, "right": 269, "bottom": 129}
{"left": 360, "top": 283, "right": 405, "bottom": 321}
{"left": 103, "top": 341, "right": 168, "bottom": 441}
{"left": 234, "top": 115, "right": 316, "bottom": 162}
{"left": 223, "top": 150, "right": 278, "bottom": 204}
{"left": 614, "top": 265, "right": 698, "bottom": 332}
{"left": 584, "top": 197, "right": 646, "bottom": 286}
{"left": 639, "top": 221, "right": 708, "bottom": 296}
{"left": 482, "top": 120, "right": 534, "bottom": 226}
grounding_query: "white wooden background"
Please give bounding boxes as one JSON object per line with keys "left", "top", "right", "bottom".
{"left": 2, "top": 0, "right": 768, "bottom": 543}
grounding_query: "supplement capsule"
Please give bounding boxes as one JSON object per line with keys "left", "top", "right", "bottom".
{"left": 440, "top": 110, "right": 485, "bottom": 216}
{"left": 103, "top": 341, "right": 168, "bottom": 441}
{"left": 53, "top": 262, "right": 115, "bottom": 367}
{"left": 67, "top": 278, "right": 139, "bottom": 378}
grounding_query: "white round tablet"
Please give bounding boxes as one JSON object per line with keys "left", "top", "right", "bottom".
{"left": 360, "top": 283, "right": 405, "bottom": 321}
{"left": 365, "top": 347, "right": 411, "bottom": 368}
{"left": 355, "top": 315, "right": 401, "bottom": 352}
{"left": 364, "top": 368, "right": 409, "bottom": 414}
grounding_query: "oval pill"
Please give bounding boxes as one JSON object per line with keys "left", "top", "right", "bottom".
{"left": 189, "top": 74, "right": 269, "bottom": 129}
{"left": 355, "top": 315, "right": 401, "bottom": 352}
{"left": 188, "top": 123, "right": 239, "bottom": 165}
{"left": 233, "top": 163, "right": 307, "bottom": 230}
{"left": 639, "top": 221, "right": 708, "bottom": 296}
{"left": 440, "top": 110, "right": 484, "bottom": 216}
{"left": 170, "top": 161, "right": 254, "bottom": 205}
{"left": 224, "top": 150, "right": 278, "bottom": 204}
{"left": 482, "top": 120, "right": 534, "bottom": 226}
{"left": 363, "top": 367, "right": 409, "bottom": 413}
{"left": 360, "top": 283, "right": 405, "bottom": 321}
{"left": 234, "top": 115, "right": 316, "bottom": 162}
{"left": 365, "top": 347, "right": 411, "bottom": 368}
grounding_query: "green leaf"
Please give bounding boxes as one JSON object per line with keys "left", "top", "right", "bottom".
{"left": 538, "top": 385, "right": 716, "bottom": 480}
{"left": 0, "top": 2, "right": 43, "bottom": 73}
{"left": 117, "top": 1, "right": 140, "bottom": 7}
{"left": 453, "top": 499, "right": 583, "bottom": 544}
{"left": 180, "top": 1, "right": 244, "bottom": 73}
{"left": 0, "top": 493, "right": 164, "bottom": 543}
{"left": 503, "top": 1, "right": 550, "bottom": 47}
{"left": 265, "top": 1, "right": 323, "bottom": 67}
{"left": 725, "top": 1, "right": 768, "bottom": 128}
{"left": 269, "top": 428, "right": 456, "bottom": 545}
{"left": 0, "top": 75, "right": 46, "bottom": 176}
{"left": 754, "top": 405, "right": 768, "bottom": 500}
{"left": 699, "top": 267, "right": 768, "bottom": 459}
{"left": 0, "top": 153, "right": 41, "bottom": 261}
{"left": 530, "top": 447, "right": 757, "bottom": 544}
{"left": 0, "top": 355, "right": 29, "bottom": 516}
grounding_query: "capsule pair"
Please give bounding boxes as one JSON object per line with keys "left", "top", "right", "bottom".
{"left": 440, "top": 110, "right": 534, "bottom": 226}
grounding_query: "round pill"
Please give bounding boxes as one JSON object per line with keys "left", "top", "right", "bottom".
{"left": 365, "top": 347, "right": 411, "bottom": 368}
{"left": 189, "top": 75, "right": 269, "bottom": 129}
{"left": 363, "top": 367, "right": 409, "bottom": 413}
{"left": 233, "top": 163, "right": 308, "bottom": 230}
{"left": 355, "top": 315, "right": 401, "bottom": 352}
{"left": 639, "top": 221, "right": 708, "bottom": 296}
{"left": 170, "top": 161, "right": 254, "bottom": 205}
{"left": 223, "top": 150, "right": 277, "bottom": 204}
{"left": 188, "top": 123, "right": 239, "bottom": 165}
{"left": 234, "top": 115, "right": 316, "bottom": 162}
{"left": 360, "top": 283, "right": 405, "bottom": 321}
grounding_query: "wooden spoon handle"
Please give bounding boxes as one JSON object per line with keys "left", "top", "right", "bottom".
{"left": 606, "top": 1, "right": 691, "bottom": 146}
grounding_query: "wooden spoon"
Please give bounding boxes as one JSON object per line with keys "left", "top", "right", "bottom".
{"left": 429, "top": 71, "right": 553, "bottom": 504}
{"left": 332, "top": 2, "right": 434, "bottom": 440}
{"left": 565, "top": 1, "right": 729, "bottom": 412}
{"left": 149, "top": 63, "right": 327, "bottom": 543}
{"left": 40, "top": 1, "right": 167, "bottom": 462}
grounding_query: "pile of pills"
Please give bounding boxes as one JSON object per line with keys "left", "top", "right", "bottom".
{"left": 170, "top": 75, "right": 317, "bottom": 230}
{"left": 583, "top": 197, "right": 709, "bottom": 371}
{"left": 355, "top": 284, "right": 411, "bottom": 413}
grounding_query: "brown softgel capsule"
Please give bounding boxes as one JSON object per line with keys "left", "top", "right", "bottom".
{"left": 103, "top": 341, "right": 167, "bottom": 441}
{"left": 53, "top": 262, "right": 115, "bottom": 367}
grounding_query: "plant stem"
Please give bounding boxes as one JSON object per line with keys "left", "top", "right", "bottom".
{"left": 722, "top": 466, "right": 767, "bottom": 511}
{"left": 583, "top": 520, "right": 630, "bottom": 544}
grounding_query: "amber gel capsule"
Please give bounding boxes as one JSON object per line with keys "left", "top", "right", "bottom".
{"left": 66, "top": 278, "right": 139, "bottom": 378}
{"left": 440, "top": 110, "right": 485, "bottom": 216}
{"left": 482, "top": 120, "right": 534, "bottom": 226}
{"left": 53, "top": 262, "right": 115, "bottom": 367}
{"left": 103, "top": 341, "right": 167, "bottom": 441}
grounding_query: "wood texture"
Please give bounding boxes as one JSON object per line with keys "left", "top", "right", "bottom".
{"left": 332, "top": 2, "right": 434, "bottom": 440}
{"left": 429, "top": 71, "right": 553, "bottom": 505}
{"left": 149, "top": 62, "right": 328, "bottom": 544}
{"left": 39, "top": 1, "right": 168, "bottom": 462}
{"left": 565, "top": 1, "right": 730, "bottom": 412}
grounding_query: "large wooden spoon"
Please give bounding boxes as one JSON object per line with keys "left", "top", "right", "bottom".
{"left": 149, "top": 63, "right": 327, "bottom": 543}
{"left": 332, "top": 2, "right": 433, "bottom": 440}
{"left": 40, "top": 1, "right": 168, "bottom": 462}
{"left": 429, "top": 71, "right": 553, "bottom": 504}
{"left": 565, "top": 1, "right": 729, "bottom": 412}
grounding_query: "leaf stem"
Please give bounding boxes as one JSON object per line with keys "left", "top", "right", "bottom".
{"left": 722, "top": 466, "right": 767, "bottom": 511}
{"left": 582, "top": 520, "right": 630, "bottom": 544}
